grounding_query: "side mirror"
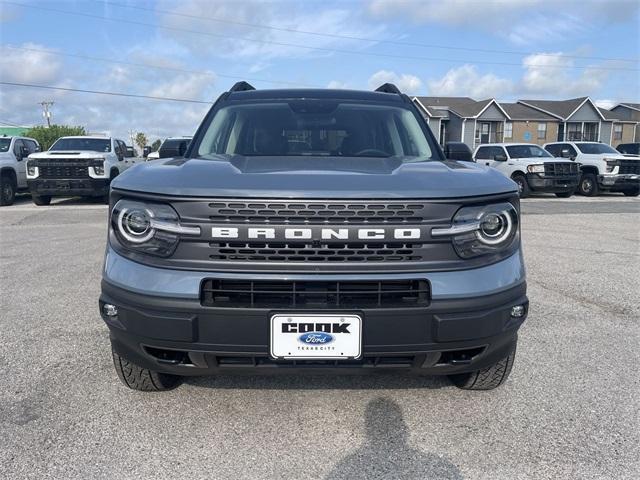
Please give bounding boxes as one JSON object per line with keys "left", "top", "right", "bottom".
{"left": 19, "top": 146, "right": 30, "bottom": 159}
{"left": 494, "top": 154, "right": 508, "bottom": 161}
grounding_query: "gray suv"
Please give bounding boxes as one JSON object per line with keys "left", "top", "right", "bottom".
{"left": 100, "top": 82, "right": 528, "bottom": 392}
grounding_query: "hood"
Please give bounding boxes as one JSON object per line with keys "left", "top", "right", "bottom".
{"left": 29, "top": 150, "right": 107, "bottom": 159}
{"left": 112, "top": 155, "right": 517, "bottom": 199}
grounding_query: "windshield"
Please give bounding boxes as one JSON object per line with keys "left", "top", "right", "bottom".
{"left": 506, "top": 145, "right": 552, "bottom": 159}
{"left": 576, "top": 143, "right": 618, "bottom": 154}
{"left": 197, "top": 101, "right": 435, "bottom": 160}
{"left": 0, "top": 138, "right": 10, "bottom": 153}
{"left": 50, "top": 138, "right": 111, "bottom": 152}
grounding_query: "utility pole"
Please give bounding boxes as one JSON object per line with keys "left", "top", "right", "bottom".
{"left": 39, "top": 101, "right": 54, "bottom": 127}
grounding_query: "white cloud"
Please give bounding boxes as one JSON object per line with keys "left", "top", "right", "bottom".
{"left": 368, "top": 70, "right": 422, "bottom": 94}
{"left": 0, "top": 43, "right": 62, "bottom": 84}
{"left": 521, "top": 52, "right": 608, "bottom": 96}
{"left": 327, "top": 80, "right": 349, "bottom": 89}
{"left": 159, "top": 0, "right": 386, "bottom": 60}
{"left": 427, "top": 65, "right": 513, "bottom": 98}
{"left": 366, "top": 0, "right": 639, "bottom": 44}
{"left": 595, "top": 99, "right": 616, "bottom": 110}
{"left": 150, "top": 72, "right": 216, "bottom": 100}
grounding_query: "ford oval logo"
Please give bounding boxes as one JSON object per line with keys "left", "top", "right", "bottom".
{"left": 298, "top": 332, "right": 334, "bottom": 344}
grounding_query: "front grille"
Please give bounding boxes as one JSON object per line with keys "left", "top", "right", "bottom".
{"left": 544, "top": 162, "right": 579, "bottom": 176}
{"left": 207, "top": 200, "right": 427, "bottom": 224}
{"left": 209, "top": 241, "right": 423, "bottom": 262}
{"left": 619, "top": 160, "right": 640, "bottom": 175}
{"left": 201, "top": 279, "right": 430, "bottom": 309}
{"left": 39, "top": 164, "right": 89, "bottom": 179}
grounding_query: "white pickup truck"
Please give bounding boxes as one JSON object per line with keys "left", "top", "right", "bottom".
{"left": 544, "top": 141, "right": 640, "bottom": 196}
{"left": 26, "top": 136, "right": 138, "bottom": 205}
{"left": 473, "top": 143, "right": 580, "bottom": 198}
{"left": 0, "top": 136, "right": 41, "bottom": 206}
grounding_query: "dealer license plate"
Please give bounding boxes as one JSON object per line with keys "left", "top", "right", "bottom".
{"left": 270, "top": 314, "right": 362, "bottom": 359}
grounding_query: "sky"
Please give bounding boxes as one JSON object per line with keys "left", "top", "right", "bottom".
{"left": 1, "top": 0, "right": 639, "bottom": 145}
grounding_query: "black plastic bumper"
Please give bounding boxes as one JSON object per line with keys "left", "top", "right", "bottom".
{"left": 100, "top": 280, "right": 528, "bottom": 376}
{"left": 526, "top": 173, "right": 579, "bottom": 193}
{"left": 28, "top": 178, "right": 109, "bottom": 197}
{"left": 598, "top": 174, "right": 640, "bottom": 191}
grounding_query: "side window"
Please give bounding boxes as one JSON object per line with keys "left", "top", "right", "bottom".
{"left": 13, "top": 139, "right": 24, "bottom": 156}
{"left": 492, "top": 146, "right": 507, "bottom": 158}
{"left": 545, "top": 144, "right": 561, "bottom": 157}
{"left": 25, "top": 140, "right": 38, "bottom": 153}
{"left": 475, "top": 146, "right": 491, "bottom": 159}
{"left": 564, "top": 144, "right": 577, "bottom": 156}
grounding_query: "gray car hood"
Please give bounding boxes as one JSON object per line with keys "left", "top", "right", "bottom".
{"left": 112, "top": 155, "right": 516, "bottom": 199}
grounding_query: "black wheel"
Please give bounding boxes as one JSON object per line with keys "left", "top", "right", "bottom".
{"left": 511, "top": 174, "right": 530, "bottom": 198}
{"left": 32, "top": 194, "right": 52, "bottom": 206}
{"left": 449, "top": 339, "right": 517, "bottom": 390}
{"left": 622, "top": 186, "right": 639, "bottom": 197}
{"left": 112, "top": 346, "right": 182, "bottom": 392}
{"left": 0, "top": 175, "right": 16, "bottom": 206}
{"left": 555, "top": 191, "right": 573, "bottom": 198}
{"left": 578, "top": 173, "right": 599, "bottom": 196}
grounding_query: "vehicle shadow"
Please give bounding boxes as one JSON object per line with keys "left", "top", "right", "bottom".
{"left": 184, "top": 373, "right": 452, "bottom": 390}
{"left": 325, "top": 397, "right": 464, "bottom": 479}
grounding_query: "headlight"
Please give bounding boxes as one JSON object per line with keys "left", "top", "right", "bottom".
{"left": 94, "top": 163, "right": 105, "bottom": 176}
{"left": 26, "top": 161, "right": 38, "bottom": 178}
{"left": 432, "top": 202, "right": 519, "bottom": 258}
{"left": 605, "top": 159, "right": 618, "bottom": 173}
{"left": 111, "top": 199, "right": 200, "bottom": 257}
{"left": 527, "top": 164, "right": 545, "bottom": 174}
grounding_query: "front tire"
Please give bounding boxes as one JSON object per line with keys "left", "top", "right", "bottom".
{"left": 112, "top": 347, "right": 182, "bottom": 392}
{"left": 622, "top": 186, "right": 639, "bottom": 197}
{"left": 578, "top": 173, "right": 599, "bottom": 196}
{"left": 449, "top": 339, "right": 517, "bottom": 390}
{"left": 511, "top": 174, "right": 530, "bottom": 198}
{"left": 0, "top": 175, "right": 16, "bottom": 206}
{"left": 32, "top": 194, "right": 52, "bottom": 206}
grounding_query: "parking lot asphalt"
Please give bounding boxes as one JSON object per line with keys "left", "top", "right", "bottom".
{"left": 1, "top": 194, "right": 638, "bottom": 479}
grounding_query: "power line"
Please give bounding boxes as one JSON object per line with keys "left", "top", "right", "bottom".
{"left": 4, "top": 45, "right": 320, "bottom": 88}
{"left": 0, "top": 81, "right": 212, "bottom": 104}
{"left": 6, "top": 1, "right": 638, "bottom": 72}
{"left": 103, "top": 0, "right": 639, "bottom": 64}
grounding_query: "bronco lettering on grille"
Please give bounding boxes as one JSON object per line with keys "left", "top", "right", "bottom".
{"left": 211, "top": 227, "right": 422, "bottom": 241}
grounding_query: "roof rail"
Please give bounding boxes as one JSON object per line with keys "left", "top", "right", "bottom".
{"left": 229, "top": 81, "right": 256, "bottom": 92}
{"left": 374, "top": 83, "right": 401, "bottom": 94}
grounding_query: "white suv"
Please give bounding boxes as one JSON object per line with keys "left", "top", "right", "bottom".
{"left": 26, "top": 136, "right": 138, "bottom": 205}
{"left": 0, "top": 136, "right": 41, "bottom": 206}
{"left": 473, "top": 143, "right": 580, "bottom": 198}
{"left": 544, "top": 141, "right": 639, "bottom": 197}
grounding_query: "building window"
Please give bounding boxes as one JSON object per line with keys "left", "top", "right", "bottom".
{"left": 504, "top": 122, "right": 513, "bottom": 138}
{"left": 613, "top": 124, "right": 623, "bottom": 140}
{"left": 537, "top": 122, "right": 547, "bottom": 140}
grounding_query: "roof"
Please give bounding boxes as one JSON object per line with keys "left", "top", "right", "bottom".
{"left": 500, "top": 103, "right": 557, "bottom": 121}
{"left": 518, "top": 97, "right": 606, "bottom": 121}
{"left": 612, "top": 102, "right": 640, "bottom": 112}
{"left": 413, "top": 96, "right": 492, "bottom": 117}
{"left": 475, "top": 143, "right": 543, "bottom": 147}
{"left": 227, "top": 88, "right": 405, "bottom": 104}
{"left": 597, "top": 107, "right": 620, "bottom": 121}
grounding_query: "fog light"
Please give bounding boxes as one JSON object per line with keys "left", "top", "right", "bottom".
{"left": 511, "top": 305, "right": 525, "bottom": 318}
{"left": 103, "top": 303, "right": 118, "bottom": 317}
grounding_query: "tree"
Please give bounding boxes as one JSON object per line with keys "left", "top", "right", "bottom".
{"left": 135, "top": 132, "right": 148, "bottom": 154}
{"left": 24, "top": 125, "right": 86, "bottom": 151}
{"left": 151, "top": 139, "right": 162, "bottom": 151}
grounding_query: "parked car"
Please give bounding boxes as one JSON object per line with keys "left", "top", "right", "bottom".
{"left": 616, "top": 143, "right": 640, "bottom": 156}
{"left": 473, "top": 143, "right": 579, "bottom": 198}
{"left": 26, "top": 136, "right": 138, "bottom": 205}
{"left": 158, "top": 137, "right": 192, "bottom": 159}
{"left": 544, "top": 141, "right": 639, "bottom": 196}
{"left": 100, "top": 81, "right": 528, "bottom": 392}
{"left": 443, "top": 141, "right": 473, "bottom": 162}
{"left": 0, "top": 136, "right": 41, "bottom": 206}
{"left": 125, "top": 146, "right": 136, "bottom": 158}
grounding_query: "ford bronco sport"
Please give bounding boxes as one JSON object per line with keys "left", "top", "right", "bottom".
{"left": 100, "top": 82, "right": 528, "bottom": 392}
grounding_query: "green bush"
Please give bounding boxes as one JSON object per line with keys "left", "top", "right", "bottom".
{"left": 24, "top": 125, "right": 86, "bottom": 151}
